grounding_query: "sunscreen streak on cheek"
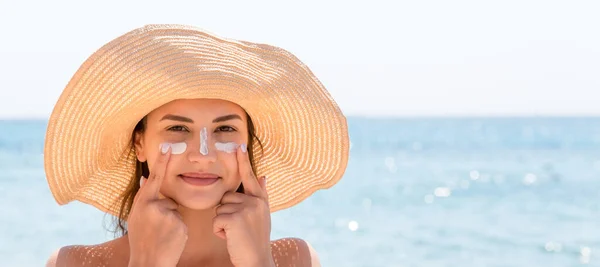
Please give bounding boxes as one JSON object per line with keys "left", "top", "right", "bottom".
{"left": 158, "top": 142, "right": 187, "bottom": 154}
{"left": 215, "top": 142, "right": 239, "bottom": 153}
{"left": 200, "top": 127, "right": 208, "bottom": 155}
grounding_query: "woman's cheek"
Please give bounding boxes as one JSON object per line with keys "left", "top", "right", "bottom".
{"left": 220, "top": 153, "right": 238, "bottom": 173}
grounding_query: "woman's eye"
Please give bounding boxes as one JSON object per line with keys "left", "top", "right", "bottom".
{"left": 216, "top": 125, "right": 236, "bottom": 132}
{"left": 167, "top": 125, "right": 189, "bottom": 132}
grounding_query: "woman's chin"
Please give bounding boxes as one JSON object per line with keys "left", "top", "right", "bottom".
{"left": 174, "top": 194, "right": 223, "bottom": 211}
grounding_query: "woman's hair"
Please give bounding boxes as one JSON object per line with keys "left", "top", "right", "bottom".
{"left": 111, "top": 113, "right": 263, "bottom": 236}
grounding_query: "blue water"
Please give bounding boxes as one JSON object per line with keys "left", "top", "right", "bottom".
{"left": 2, "top": 117, "right": 600, "bottom": 266}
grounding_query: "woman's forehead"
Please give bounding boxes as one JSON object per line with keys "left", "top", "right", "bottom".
{"left": 149, "top": 99, "right": 246, "bottom": 119}
{"left": 153, "top": 99, "right": 244, "bottom": 114}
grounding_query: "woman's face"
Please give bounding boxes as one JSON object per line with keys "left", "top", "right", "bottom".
{"left": 134, "top": 98, "right": 248, "bottom": 210}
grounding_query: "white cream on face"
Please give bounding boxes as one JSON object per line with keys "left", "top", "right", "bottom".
{"left": 159, "top": 142, "right": 187, "bottom": 155}
{"left": 159, "top": 127, "right": 237, "bottom": 155}
{"left": 215, "top": 142, "right": 239, "bottom": 153}
{"left": 200, "top": 127, "right": 208, "bottom": 155}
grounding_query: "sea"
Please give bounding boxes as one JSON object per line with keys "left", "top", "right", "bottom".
{"left": 1, "top": 117, "right": 600, "bottom": 267}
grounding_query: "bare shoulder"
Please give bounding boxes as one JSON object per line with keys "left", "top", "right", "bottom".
{"left": 45, "top": 237, "right": 128, "bottom": 267}
{"left": 270, "top": 237, "right": 321, "bottom": 267}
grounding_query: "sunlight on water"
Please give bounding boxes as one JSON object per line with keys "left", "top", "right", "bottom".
{"left": 434, "top": 187, "right": 451, "bottom": 197}
{"left": 384, "top": 157, "right": 397, "bottom": 173}
{"left": 580, "top": 246, "right": 592, "bottom": 264}
{"left": 545, "top": 241, "right": 562, "bottom": 252}
{"left": 523, "top": 173, "right": 537, "bottom": 185}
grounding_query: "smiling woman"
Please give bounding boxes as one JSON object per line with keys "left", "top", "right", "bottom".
{"left": 43, "top": 24, "right": 348, "bottom": 267}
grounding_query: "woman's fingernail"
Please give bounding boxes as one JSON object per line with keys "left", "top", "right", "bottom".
{"left": 160, "top": 143, "right": 171, "bottom": 154}
{"left": 240, "top": 143, "right": 247, "bottom": 153}
{"left": 139, "top": 176, "right": 145, "bottom": 187}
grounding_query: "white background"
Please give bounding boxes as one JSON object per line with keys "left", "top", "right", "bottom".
{"left": 1, "top": 0, "right": 599, "bottom": 118}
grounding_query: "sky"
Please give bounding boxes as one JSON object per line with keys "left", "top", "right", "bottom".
{"left": 1, "top": 0, "right": 599, "bottom": 118}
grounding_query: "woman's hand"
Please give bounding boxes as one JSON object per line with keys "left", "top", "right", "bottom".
{"left": 127, "top": 145, "right": 188, "bottom": 267}
{"left": 213, "top": 144, "right": 275, "bottom": 267}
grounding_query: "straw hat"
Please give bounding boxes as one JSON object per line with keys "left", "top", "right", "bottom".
{"left": 43, "top": 24, "right": 349, "bottom": 216}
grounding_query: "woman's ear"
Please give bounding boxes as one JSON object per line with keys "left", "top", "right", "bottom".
{"left": 133, "top": 131, "right": 147, "bottom": 162}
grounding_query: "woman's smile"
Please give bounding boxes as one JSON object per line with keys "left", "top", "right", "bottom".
{"left": 178, "top": 172, "right": 221, "bottom": 186}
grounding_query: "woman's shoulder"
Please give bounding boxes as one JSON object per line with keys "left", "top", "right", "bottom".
{"left": 46, "top": 236, "right": 319, "bottom": 266}
{"left": 45, "top": 237, "right": 128, "bottom": 267}
{"left": 270, "top": 237, "right": 321, "bottom": 267}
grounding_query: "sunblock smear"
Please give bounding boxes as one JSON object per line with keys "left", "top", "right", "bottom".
{"left": 159, "top": 142, "right": 187, "bottom": 154}
{"left": 160, "top": 127, "right": 238, "bottom": 155}
{"left": 215, "top": 142, "right": 239, "bottom": 153}
{"left": 200, "top": 127, "right": 208, "bottom": 155}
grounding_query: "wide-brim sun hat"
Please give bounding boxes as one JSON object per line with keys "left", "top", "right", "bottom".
{"left": 44, "top": 24, "right": 349, "bottom": 216}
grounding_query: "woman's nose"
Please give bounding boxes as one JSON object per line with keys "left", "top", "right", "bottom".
{"left": 187, "top": 128, "right": 217, "bottom": 163}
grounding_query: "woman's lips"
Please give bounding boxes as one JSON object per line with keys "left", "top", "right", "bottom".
{"left": 179, "top": 172, "right": 220, "bottom": 186}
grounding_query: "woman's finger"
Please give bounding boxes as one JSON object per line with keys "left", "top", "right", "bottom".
{"left": 155, "top": 197, "right": 179, "bottom": 211}
{"left": 131, "top": 176, "right": 146, "bottom": 211}
{"left": 220, "top": 191, "right": 245, "bottom": 204}
{"left": 143, "top": 143, "right": 172, "bottom": 199}
{"left": 236, "top": 144, "right": 264, "bottom": 198}
{"left": 259, "top": 176, "right": 269, "bottom": 203}
{"left": 215, "top": 203, "right": 243, "bottom": 215}
{"left": 212, "top": 213, "right": 234, "bottom": 240}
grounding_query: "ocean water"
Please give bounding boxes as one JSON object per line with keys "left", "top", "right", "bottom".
{"left": 2, "top": 117, "right": 600, "bottom": 267}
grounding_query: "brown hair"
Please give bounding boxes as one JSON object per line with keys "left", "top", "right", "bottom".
{"left": 111, "top": 114, "right": 263, "bottom": 236}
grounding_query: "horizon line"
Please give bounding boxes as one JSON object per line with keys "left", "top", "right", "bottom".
{"left": 2, "top": 114, "right": 600, "bottom": 121}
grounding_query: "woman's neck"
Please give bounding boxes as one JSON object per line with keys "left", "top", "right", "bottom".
{"left": 175, "top": 206, "right": 232, "bottom": 266}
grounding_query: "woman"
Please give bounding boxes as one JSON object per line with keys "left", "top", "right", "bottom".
{"left": 44, "top": 24, "right": 349, "bottom": 267}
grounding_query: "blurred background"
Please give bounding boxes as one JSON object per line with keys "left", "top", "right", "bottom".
{"left": 1, "top": 1, "right": 600, "bottom": 266}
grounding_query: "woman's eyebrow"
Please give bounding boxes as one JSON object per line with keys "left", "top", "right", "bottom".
{"left": 160, "top": 114, "right": 194, "bottom": 123}
{"left": 159, "top": 114, "right": 242, "bottom": 123}
{"left": 213, "top": 114, "right": 242, "bottom": 123}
